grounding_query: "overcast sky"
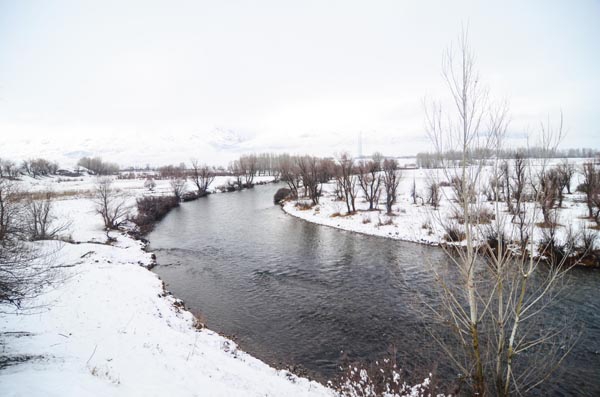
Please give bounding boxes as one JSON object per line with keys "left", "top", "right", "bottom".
{"left": 0, "top": 0, "right": 598, "bottom": 166}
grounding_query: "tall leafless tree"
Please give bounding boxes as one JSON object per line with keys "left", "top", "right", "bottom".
{"left": 24, "top": 191, "right": 71, "bottom": 240}
{"left": 296, "top": 156, "right": 323, "bottom": 205}
{"left": 93, "top": 178, "right": 130, "bottom": 230}
{"left": 580, "top": 162, "right": 600, "bottom": 224}
{"left": 557, "top": 159, "right": 575, "bottom": 195}
{"left": 336, "top": 153, "right": 357, "bottom": 214}
{"left": 0, "top": 179, "right": 23, "bottom": 241}
{"left": 278, "top": 155, "right": 300, "bottom": 199}
{"left": 190, "top": 160, "right": 215, "bottom": 195}
{"left": 357, "top": 159, "right": 382, "bottom": 210}
{"left": 239, "top": 154, "right": 258, "bottom": 188}
{"left": 425, "top": 178, "right": 440, "bottom": 209}
{"left": 424, "top": 28, "right": 574, "bottom": 396}
{"left": 382, "top": 159, "right": 401, "bottom": 214}
{"left": 170, "top": 178, "right": 187, "bottom": 201}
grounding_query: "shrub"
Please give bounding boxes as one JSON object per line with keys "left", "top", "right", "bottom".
{"left": 538, "top": 226, "right": 570, "bottom": 267}
{"left": 475, "top": 206, "right": 495, "bottom": 224}
{"left": 144, "top": 177, "right": 156, "bottom": 191}
{"left": 134, "top": 195, "right": 179, "bottom": 233}
{"left": 482, "top": 225, "right": 509, "bottom": 256}
{"left": 377, "top": 216, "right": 394, "bottom": 226}
{"left": 295, "top": 201, "right": 313, "bottom": 210}
{"left": 335, "top": 347, "right": 437, "bottom": 397}
{"left": 452, "top": 206, "right": 495, "bottom": 225}
{"left": 443, "top": 221, "right": 465, "bottom": 242}
{"left": 273, "top": 188, "right": 291, "bottom": 204}
{"left": 581, "top": 226, "right": 598, "bottom": 253}
{"left": 24, "top": 191, "right": 71, "bottom": 240}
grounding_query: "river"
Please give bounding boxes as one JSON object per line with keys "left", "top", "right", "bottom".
{"left": 148, "top": 184, "right": 600, "bottom": 396}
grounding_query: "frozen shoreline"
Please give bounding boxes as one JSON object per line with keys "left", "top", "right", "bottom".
{"left": 280, "top": 162, "right": 599, "bottom": 257}
{"left": 0, "top": 176, "right": 335, "bottom": 397}
{"left": 281, "top": 199, "right": 441, "bottom": 247}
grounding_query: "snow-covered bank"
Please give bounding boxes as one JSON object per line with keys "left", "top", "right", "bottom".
{"left": 281, "top": 169, "right": 442, "bottom": 246}
{"left": 1, "top": 177, "right": 335, "bottom": 396}
{"left": 19, "top": 173, "right": 277, "bottom": 196}
{"left": 281, "top": 161, "right": 599, "bottom": 254}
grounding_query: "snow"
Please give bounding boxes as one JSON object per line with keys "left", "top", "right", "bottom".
{"left": 282, "top": 159, "right": 599, "bottom": 252}
{"left": 0, "top": 176, "right": 336, "bottom": 397}
{"left": 18, "top": 173, "right": 276, "bottom": 196}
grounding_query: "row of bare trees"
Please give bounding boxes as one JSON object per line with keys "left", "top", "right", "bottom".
{"left": 0, "top": 157, "right": 60, "bottom": 179}
{"left": 0, "top": 159, "right": 21, "bottom": 179}
{"left": 229, "top": 154, "right": 258, "bottom": 190}
{"left": 416, "top": 147, "right": 600, "bottom": 169}
{"left": 77, "top": 156, "right": 119, "bottom": 175}
{"left": 277, "top": 152, "right": 403, "bottom": 214}
{"left": 580, "top": 162, "right": 600, "bottom": 225}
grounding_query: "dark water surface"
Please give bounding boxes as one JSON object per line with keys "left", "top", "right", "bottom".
{"left": 148, "top": 184, "right": 600, "bottom": 396}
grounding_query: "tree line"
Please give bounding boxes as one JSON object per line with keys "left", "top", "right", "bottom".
{"left": 416, "top": 147, "right": 600, "bottom": 168}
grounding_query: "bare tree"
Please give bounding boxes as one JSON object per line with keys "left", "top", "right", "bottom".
{"left": 557, "top": 159, "right": 575, "bottom": 195}
{"left": 144, "top": 177, "right": 156, "bottom": 192}
{"left": 158, "top": 164, "right": 186, "bottom": 179}
{"left": 336, "top": 153, "right": 357, "bottom": 214}
{"left": 170, "top": 178, "right": 187, "bottom": 201}
{"left": 24, "top": 191, "right": 71, "bottom": 240}
{"left": 296, "top": 156, "right": 323, "bottom": 205}
{"left": 424, "top": 28, "right": 574, "bottom": 396}
{"left": 425, "top": 179, "right": 440, "bottom": 209}
{"left": 510, "top": 153, "right": 527, "bottom": 215}
{"left": 382, "top": 159, "right": 401, "bottom": 214}
{"left": 190, "top": 160, "right": 215, "bottom": 195}
{"left": 500, "top": 160, "right": 512, "bottom": 213}
{"left": 357, "top": 159, "right": 382, "bottom": 210}
{"left": 229, "top": 161, "right": 244, "bottom": 190}
{"left": 0, "top": 159, "right": 18, "bottom": 179}
{"left": 535, "top": 169, "right": 559, "bottom": 224}
{"left": 278, "top": 155, "right": 300, "bottom": 199}
{"left": 93, "top": 178, "right": 130, "bottom": 230}
{"left": 0, "top": 180, "right": 24, "bottom": 241}
{"left": 580, "top": 162, "right": 600, "bottom": 224}
{"left": 239, "top": 154, "right": 258, "bottom": 188}
{"left": 371, "top": 151, "right": 384, "bottom": 166}
{"left": 529, "top": 115, "right": 565, "bottom": 225}
{"left": 0, "top": 180, "right": 56, "bottom": 308}
{"left": 410, "top": 177, "right": 418, "bottom": 205}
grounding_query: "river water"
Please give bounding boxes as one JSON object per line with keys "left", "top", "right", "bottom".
{"left": 148, "top": 184, "right": 600, "bottom": 396}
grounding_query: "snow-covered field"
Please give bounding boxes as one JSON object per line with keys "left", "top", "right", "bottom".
{"left": 283, "top": 159, "right": 599, "bottom": 253}
{"left": 0, "top": 174, "right": 337, "bottom": 397}
{"left": 20, "top": 173, "right": 276, "bottom": 196}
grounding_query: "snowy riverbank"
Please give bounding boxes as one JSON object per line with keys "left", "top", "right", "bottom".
{"left": 0, "top": 175, "right": 335, "bottom": 397}
{"left": 281, "top": 161, "right": 599, "bottom": 255}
